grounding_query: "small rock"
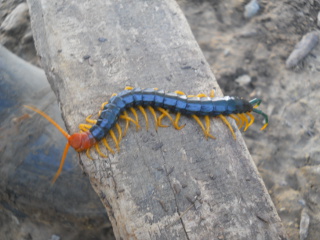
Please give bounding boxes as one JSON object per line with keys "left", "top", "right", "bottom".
{"left": 98, "top": 37, "right": 107, "bottom": 42}
{"left": 286, "top": 31, "right": 319, "bottom": 68}
{"left": 244, "top": 0, "right": 260, "bottom": 19}
{"left": 238, "top": 28, "right": 258, "bottom": 38}
{"left": 50, "top": 235, "right": 60, "bottom": 240}
{"left": 0, "top": 3, "right": 29, "bottom": 33}
{"left": 235, "top": 74, "right": 251, "bottom": 86}
{"left": 299, "top": 208, "right": 310, "bottom": 240}
{"left": 298, "top": 199, "right": 306, "bottom": 207}
{"left": 83, "top": 55, "right": 90, "bottom": 60}
{"left": 21, "top": 30, "right": 33, "bottom": 44}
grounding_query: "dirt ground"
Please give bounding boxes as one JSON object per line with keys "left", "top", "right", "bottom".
{"left": 179, "top": 1, "right": 320, "bottom": 239}
{"left": 1, "top": 0, "right": 320, "bottom": 239}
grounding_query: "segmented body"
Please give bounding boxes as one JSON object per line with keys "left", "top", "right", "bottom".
{"left": 90, "top": 87, "right": 253, "bottom": 141}
{"left": 25, "top": 86, "right": 268, "bottom": 183}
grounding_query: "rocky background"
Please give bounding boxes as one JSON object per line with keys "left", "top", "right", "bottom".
{"left": 1, "top": 0, "right": 320, "bottom": 239}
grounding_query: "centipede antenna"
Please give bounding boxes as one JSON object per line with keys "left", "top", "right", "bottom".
{"left": 253, "top": 108, "right": 269, "bottom": 130}
{"left": 51, "top": 142, "right": 70, "bottom": 184}
{"left": 24, "top": 105, "right": 72, "bottom": 183}
{"left": 24, "top": 105, "right": 70, "bottom": 139}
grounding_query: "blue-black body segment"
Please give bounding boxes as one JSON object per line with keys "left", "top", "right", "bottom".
{"left": 141, "top": 88, "right": 156, "bottom": 105}
{"left": 163, "top": 92, "right": 179, "bottom": 110}
{"left": 89, "top": 88, "right": 253, "bottom": 141}
{"left": 90, "top": 125, "right": 105, "bottom": 140}
{"left": 153, "top": 90, "right": 165, "bottom": 107}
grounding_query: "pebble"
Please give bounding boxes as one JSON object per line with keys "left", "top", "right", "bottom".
{"left": 244, "top": 0, "right": 260, "bottom": 19}
{"left": 235, "top": 74, "right": 251, "bottom": 86}
{"left": 286, "top": 31, "right": 319, "bottom": 68}
{"left": 98, "top": 37, "right": 107, "bottom": 42}
{"left": 50, "top": 235, "right": 60, "bottom": 240}
{"left": 298, "top": 199, "right": 306, "bottom": 207}
{"left": 83, "top": 55, "right": 90, "bottom": 60}
{"left": 299, "top": 208, "right": 310, "bottom": 240}
{"left": 238, "top": 28, "right": 258, "bottom": 38}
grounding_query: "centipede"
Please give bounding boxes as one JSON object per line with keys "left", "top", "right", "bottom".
{"left": 25, "top": 86, "right": 268, "bottom": 183}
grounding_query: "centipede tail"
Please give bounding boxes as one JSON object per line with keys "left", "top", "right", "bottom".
{"left": 253, "top": 108, "right": 268, "bottom": 130}
{"left": 25, "top": 87, "right": 269, "bottom": 183}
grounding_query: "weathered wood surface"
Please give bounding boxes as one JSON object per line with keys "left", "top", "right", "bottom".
{"left": 27, "top": 0, "right": 287, "bottom": 239}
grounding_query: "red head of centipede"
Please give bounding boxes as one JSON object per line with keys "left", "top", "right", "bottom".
{"left": 68, "top": 132, "right": 96, "bottom": 152}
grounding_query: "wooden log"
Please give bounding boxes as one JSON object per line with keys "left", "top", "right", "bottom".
{"left": 27, "top": 0, "right": 288, "bottom": 239}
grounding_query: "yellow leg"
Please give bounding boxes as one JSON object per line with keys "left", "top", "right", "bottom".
{"left": 121, "top": 111, "right": 130, "bottom": 136}
{"left": 115, "top": 123, "right": 122, "bottom": 142}
{"left": 197, "top": 93, "right": 207, "bottom": 97}
{"left": 86, "top": 148, "right": 93, "bottom": 160}
{"left": 100, "top": 101, "right": 109, "bottom": 111}
{"left": 191, "top": 115, "right": 215, "bottom": 139}
{"left": 157, "top": 90, "right": 187, "bottom": 129}
{"left": 188, "top": 95, "right": 196, "bottom": 98}
{"left": 95, "top": 144, "right": 107, "bottom": 158}
{"left": 79, "top": 123, "right": 92, "bottom": 132}
{"left": 260, "top": 123, "right": 268, "bottom": 131}
{"left": 246, "top": 112, "right": 255, "bottom": 128}
{"left": 230, "top": 114, "right": 240, "bottom": 126}
{"left": 218, "top": 115, "right": 236, "bottom": 139}
{"left": 102, "top": 138, "right": 115, "bottom": 154}
{"left": 109, "top": 129, "right": 120, "bottom": 151}
{"left": 158, "top": 113, "right": 168, "bottom": 127}
{"left": 147, "top": 106, "right": 158, "bottom": 131}
{"left": 204, "top": 115, "right": 211, "bottom": 137}
{"left": 237, "top": 113, "right": 245, "bottom": 130}
{"left": 174, "top": 90, "right": 186, "bottom": 95}
{"left": 173, "top": 112, "right": 186, "bottom": 130}
{"left": 86, "top": 115, "right": 97, "bottom": 124}
{"left": 119, "top": 112, "right": 139, "bottom": 130}
{"left": 158, "top": 107, "right": 174, "bottom": 127}
{"left": 51, "top": 142, "right": 70, "bottom": 184}
{"left": 240, "top": 114, "right": 249, "bottom": 131}
{"left": 210, "top": 90, "right": 215, "bottom": 98}
{"left": 129, "top": 107, "right": 140, "bottom": 130}
{"left": 125, "top": 86, "right": 134, "bottom": 90}
{"left": 100, "top": 93, "right": 117, "bottom": 111}
{"left": 138, "top": 106, "right": 149, "bottom": 130}
{"left": 237, "top": 114, "right": 248, "bottom": 131}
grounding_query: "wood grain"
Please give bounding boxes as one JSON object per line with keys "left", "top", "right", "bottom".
{"left": 27, "top": 0, "right": 287, "bottom": 239}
